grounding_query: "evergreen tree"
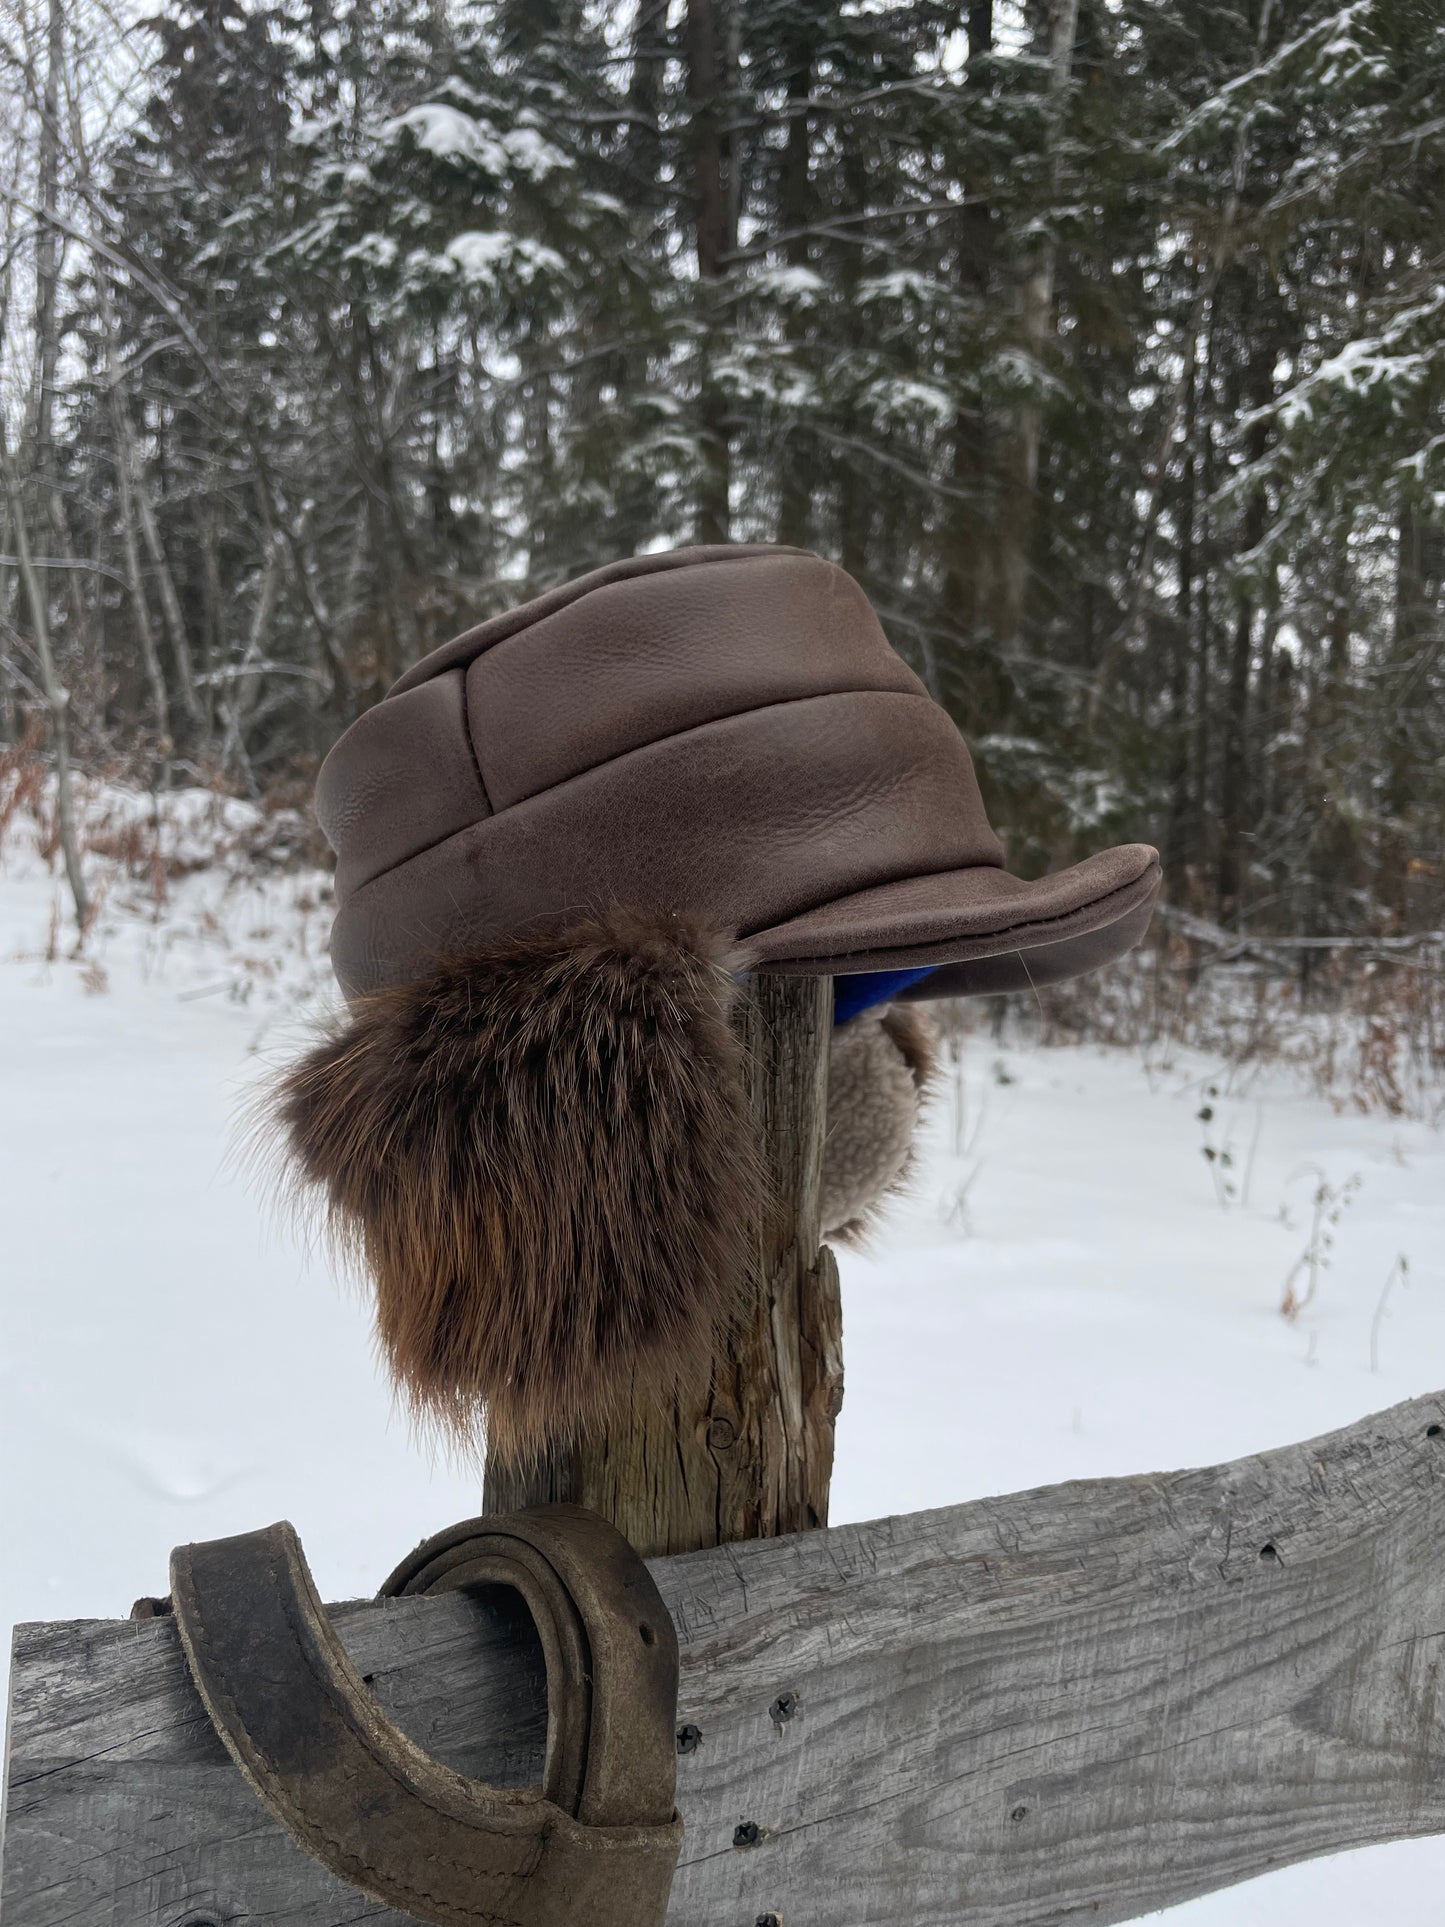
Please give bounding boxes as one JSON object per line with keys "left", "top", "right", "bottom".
{"left": 2, "top": 0, "right": 1440, "bottom": 947}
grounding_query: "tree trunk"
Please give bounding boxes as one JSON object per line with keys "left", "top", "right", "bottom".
{"left": 111, "top": 407, "right": 172, "bottom": 754}
{"left": 131, "top": 431, "right": 204, "bottom": 736}
{"left": 837, "top": 143, "right": 871, "bottom": 580}
{"left": 624, "top": 0, "right": 667, "bottom": 189}
{"left": 942, "top": 0, "right": 995, "bottom": 651}
{"left": 1216, "top": 319, "right": 1274, "bottom": 926}
{"left": 483, "top": 973, "right": 840, "bottom": 1559}
{"left": 26, "top": 0, "right": 88, "bottom": 652}
{"left": 0, "top": 418, "right": 88, "bottom": 934}
{"left": 217, "top": 533, "right": 282, "bottom": 786}
{"left": 30, "top": 0, "right": 63, "bottom": 488}
{"left": 775, "top": 34, "right": 814, "bottom": 549}
{"left": 1164, "top": 336, "right": 1198, "bottom": 901}
{"left": 106, "top": 358, "right": 172, "bottom": 753}
{"left": 1382, "top": 500, "right": 1444, "bottom": 915}
{"left": 687, "top": 0, "right": 731, "bottom": 545}
{"left": 992, "top": 0, "right": 1079, "bottom": 646}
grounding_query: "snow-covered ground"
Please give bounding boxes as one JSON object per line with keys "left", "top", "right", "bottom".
{"left": 4, "top": 788, "right": 1445, "bottom": 1923}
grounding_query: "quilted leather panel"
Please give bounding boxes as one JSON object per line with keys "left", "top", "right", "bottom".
{"left": 318, "top": 671, "right": 488, "bottom": 896}
{"left": 465, "top": 553, "right": 925, "bottom": 809}
{"left": 330, "top": 692, "right": 997, "bottom": 997}
{"left": 387, "top": 543, "right": 801, "bottom": 697}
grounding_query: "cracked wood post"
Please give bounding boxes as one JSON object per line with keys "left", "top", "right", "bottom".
{"left": 483, "top": 973, "right": 840, "bottom": 1557}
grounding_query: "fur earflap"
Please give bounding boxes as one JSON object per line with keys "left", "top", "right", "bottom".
{"left": 269, "top": 909, "right": 762, "bottom": 1462}
{"left": 822, "top": 1003, "right": 938, "bottom": 1244}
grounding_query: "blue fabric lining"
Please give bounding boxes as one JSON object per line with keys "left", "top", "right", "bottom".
{"left": 832, "top": 966, "right": 939, "bottom": 1024}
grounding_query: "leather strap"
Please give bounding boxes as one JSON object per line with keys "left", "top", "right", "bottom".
{"left": 170, "top": 1507, "right": 683, "bottom": 1927}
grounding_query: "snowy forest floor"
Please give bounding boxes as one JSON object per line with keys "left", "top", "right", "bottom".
{"left": 3, "top": 784, "right": 1445, "bottom": 1923}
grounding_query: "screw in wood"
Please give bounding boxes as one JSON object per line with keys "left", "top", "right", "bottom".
{"left": 676, "top": 1723, "right": 703, "bottom": 1755}
{"left": 733, "top": 1821, "right": 763, "bottom": 1849}
{"left": 769, "top": 1691, "right": 798, "bottom": 1726}
{"left": 756, "top": 1914, "right": 783, "bottom": 1926}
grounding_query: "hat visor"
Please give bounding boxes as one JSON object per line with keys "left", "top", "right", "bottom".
{"left": 749, "top": 843, "right": 1161, "bottom": 998}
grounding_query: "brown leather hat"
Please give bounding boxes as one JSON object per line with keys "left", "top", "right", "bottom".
{"left": 318, "top": 543, "right": 1160, "bottom": 1001}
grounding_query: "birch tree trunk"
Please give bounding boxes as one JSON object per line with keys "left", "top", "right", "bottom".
{"left": 103, "top": 329, "right": 172, "bottom": 754}
{"left": 5, "top": 1, "right": 85, "bottom": 919}
{"left": 132, "top": 451, "right": 204, "bottom": 736}
{"left": 29, "top": 0, "right": 63, "bottom": 488}
{"left": 0, "top": 418, "right": 88, "bottom": 934}
{"left": 484, "top": 974, "right": 840, "bottom": 1558}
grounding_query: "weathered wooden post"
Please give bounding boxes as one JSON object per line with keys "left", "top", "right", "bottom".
{"left": 484, "top": 973, "right": 840, "bottom": 1555}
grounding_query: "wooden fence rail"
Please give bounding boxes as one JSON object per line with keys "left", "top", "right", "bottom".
{"left": 8, "top": 1388, "right": 1445, "bottom": 1925}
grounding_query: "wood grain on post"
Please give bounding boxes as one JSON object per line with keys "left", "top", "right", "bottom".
{"left": 483, "top": 973, "right": 840, "bottom": 1557}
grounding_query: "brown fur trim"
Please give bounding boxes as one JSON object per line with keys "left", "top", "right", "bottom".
{"left": 822, "top": 1003, "right": 939, "bottom": 1245}
{"left": 879, "top": 1002, "right": 938, "bottom": 1091}
{"left": 267, "top": 909, "right": 762, "bottom": 1463}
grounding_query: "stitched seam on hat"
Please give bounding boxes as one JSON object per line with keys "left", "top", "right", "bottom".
{"left": 389, "top": 545, "right": 810, "bottom": 695}
{"left": 341, "top": 688, "right": 949, "bottom": 897}
{"left": 754, "top": 858, "right": 1160, "bottom": 960}
{"left": 454, "top": 653, "right": 493, "bottom": 812}
{"left": 485, "top": 682, "right": 936, "bottom": 813}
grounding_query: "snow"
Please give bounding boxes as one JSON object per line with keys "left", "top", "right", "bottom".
{"left": 748, "top": 265, "right": 829, "bottom": 305}
{"left": 501, "top": 125, "right": 571, "bottom": 182}
{"left": 445, "top": 229, "right": 512, "bottom": 276}
{"left": 289, "top": 114, "right": 335, "bottom": 149}
{"left": 866, "top": 375, "right": 958, "bottom": 425}
{"left": 1266, "top": 285, "right": 1445, "bottom": 430}
{"left": 444, "top": 230, "right": 568, "bottom": 290}
{"left": 3, "top": 788, "right": 1445, "bottom": 1921}
{"left": 857, "top": 268, "right": 945, "bottom": 304}
{"left": 985, "top": 344, "right": 1066, "bottom": 399}
{"left": 342, "top": 232, "right": 399, "bottom": 271}
{"left": 380, "top": 105, "right": 569, "bottom": 183}
{"left": 1278, "top": 339, "right": 1430, "bottom": 425}
{"left": 385, "top": 101, "right": 508, "bottom": 174}
{"left": 1158, "top": 4, "right": 1376, "bottom": 149}
{"left": 838, "top": 1044, "right": 1445, "bottom": 1517}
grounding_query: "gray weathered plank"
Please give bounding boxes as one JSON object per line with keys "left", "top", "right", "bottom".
{"left": 8, "top": 1389, "right": 1445, "bottom": 1926}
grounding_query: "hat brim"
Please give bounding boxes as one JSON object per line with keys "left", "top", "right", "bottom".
{"left": 749, "top": 843, "right": 1161, "bottom": 998}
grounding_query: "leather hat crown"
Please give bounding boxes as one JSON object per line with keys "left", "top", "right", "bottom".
{"left": 276, "top": 546, "right": 1163, "bottom": 1457}
{"left": 319, "top": 543, "right": 1159, "bottom": 1000}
